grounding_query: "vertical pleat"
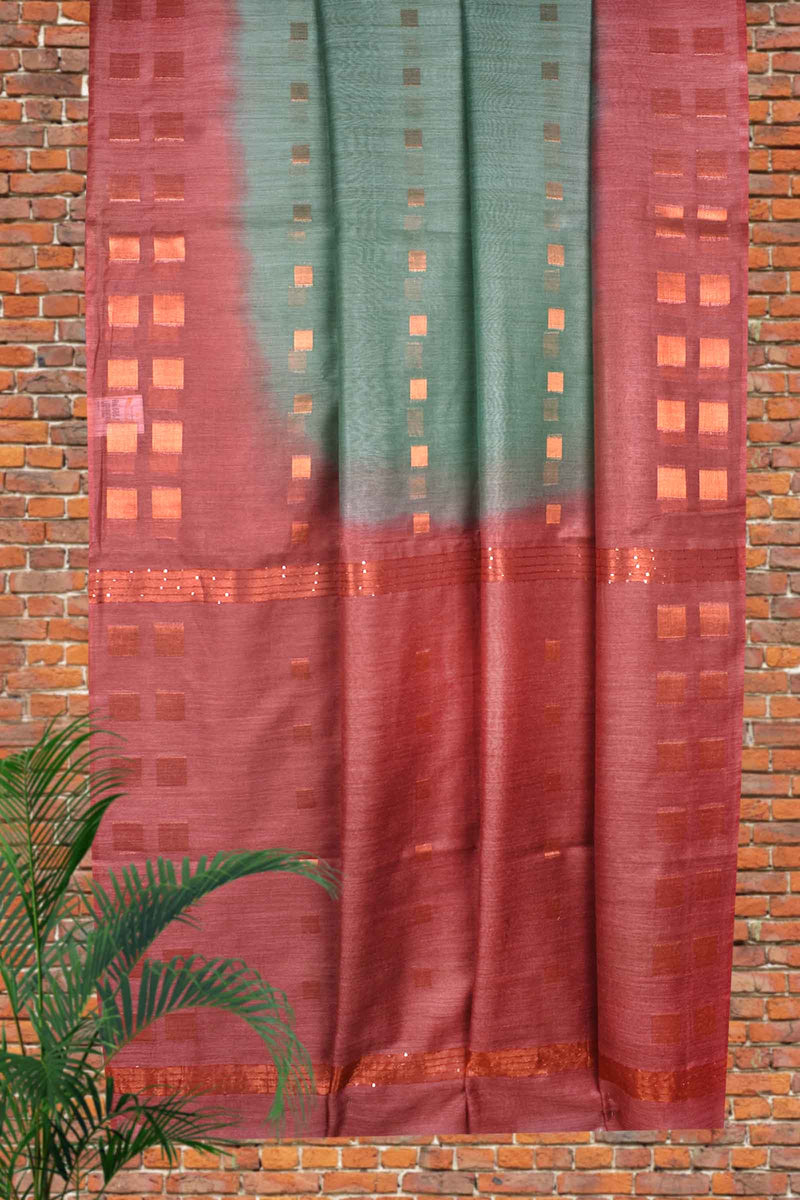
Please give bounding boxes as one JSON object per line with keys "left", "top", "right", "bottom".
{"left": 591, "top": 0, "right": 748, "bottom": 1129}
{"left": 312, "top": 0, "right": 480, "bottom": 1134}
{"left": 460, "top": 0, "right": 598, "bottom": 1133}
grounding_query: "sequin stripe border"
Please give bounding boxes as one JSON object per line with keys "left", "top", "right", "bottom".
{"left": 90, "top": 545, "right": 743, "bottom": 603}
{"left": 598, "top": 1053, "right": 727, "bottom": 1104}
{"left": 108, "top": 1042, "right": 725, "bottom": 1102}
{"left": 107, "top": 1042, "right": 592, "bottom": 1096}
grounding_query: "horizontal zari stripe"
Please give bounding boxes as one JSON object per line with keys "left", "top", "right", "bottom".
{"left": 90, "top": 545, "right": 743, "bottom": 604}
{"left": 110, "top": 1043, "right": 591, "bottom": 1096}
{"left": 598, "top": 1053, "right": 727, "bottom": 1104}
{"left": 109, "top": 1043, "right": 725, "bottom": 1102}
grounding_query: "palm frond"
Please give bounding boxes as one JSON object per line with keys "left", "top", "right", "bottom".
{"left": 93, "top": 1083, "right": 233, "bottom": 1184}
{"left": 0, "top": 1048, "right": 33, "bottom": 1170}
{"left": 0, "top": 1049, "right": 52, "bottom": 1126}
{"left": 0, "top": 1039, "right": 101, "bottom": 1135}
{"left": 19, "top": 1056, "right": 106, "bottom": 1193}
{"left": 0, "top": 716, "right": 124, "bottom": 977}
{"left": 0, "top": 716, "right": 339, "bottom": 1197}
{"left": 45, "top": 850, "right": 338, "bottom": 1037}
{"left": 0, "top": 1035, "right": 40, "bottom": 1200}
{"left": 96, "top": 953, "right": 314, "bottom": 1129}
{"left": 34, "top": 1075, "right": 231, "bottom": 1200}
{"left": 0, "top": 1077, "right": 31, "bottom": 1200}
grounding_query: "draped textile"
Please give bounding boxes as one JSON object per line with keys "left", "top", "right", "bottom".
{"left": 87, "top": 0, "right": 748, "bottom": 1134}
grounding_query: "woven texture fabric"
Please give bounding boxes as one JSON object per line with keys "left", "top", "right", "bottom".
{"left": 87, "top": 0, "right": 748, "bottom": 1134}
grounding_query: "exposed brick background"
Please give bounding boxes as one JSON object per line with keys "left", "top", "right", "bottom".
{"left": 1, "top": 0, "right": 798, "bottom": 1195}
{"left": 0, "top": 0, "right": 87, "bottom": 739}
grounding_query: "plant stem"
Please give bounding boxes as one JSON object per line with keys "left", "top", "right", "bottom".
{"left": 11, "top": 1004, "right": 26, "bottom": 1059}
{"left": 21, "top": 751, "right": 48, "bottom": 1200}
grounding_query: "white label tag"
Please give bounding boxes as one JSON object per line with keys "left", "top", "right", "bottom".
{"left": 97, "top": 394, "right": 144, "bottom": 434}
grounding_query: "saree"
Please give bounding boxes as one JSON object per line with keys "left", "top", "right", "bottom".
{"left": 87, "top": 0, "right": 748, "bottom": 1133}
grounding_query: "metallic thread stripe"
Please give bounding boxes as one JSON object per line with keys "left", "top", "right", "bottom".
{"left": 598, "top": 1053, "right": 727, "bottom": 1104}
{"left": 108, "top": 1042, "right": 724, "bottom": 1102}
{"left": 90, "top": 545, "right": 743, "bottom": 604}
{"left": 108, "top": 1041, "right": 592, "bottom": 1097}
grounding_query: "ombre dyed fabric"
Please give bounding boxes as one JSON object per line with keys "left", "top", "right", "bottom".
{"left": 87, "top": 0, "right": 748, "bottom": 1134}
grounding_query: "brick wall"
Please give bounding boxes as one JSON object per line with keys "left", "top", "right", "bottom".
{"left": 0, "top": 0, "right": 87, "bottom": 739}
{"left": 0, "top": 0, "right": 797, "bottom": 1194}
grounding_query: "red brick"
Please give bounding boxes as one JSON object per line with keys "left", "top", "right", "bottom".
{"left": 87, "top": 1174, "right": 162, "bottom": 1194}
{"left": 401, "top": 1173, "right": 478, "bottom": 1195}
{"left": 6, "top": 666, "right": 83, "bottom": 690}
{"left": 254, "top": 1148, "right": 299, "bottom": 1169}
{"left": 0, "top": 519, "right": 43, "bottom": 543}
{"left": 5, "top": 468, "right": 79, "bottom": 492}
{"left": 751, "top": 273, "right": 790, "bottom": 293}
{"left": 775, "top": 100, "right": 800, "bottom": 123}
{"left": 61, "top": 0, "right": 89, "bottom": 18}
{"left": 768, "top": 397, "right": 800, "bottom": 416}
{"left": 323, "top": 1171, "right": 399, "bottom": 1193}
{"left": 165, "top": 1172, "right": 238, "bottom": 1194}
{"left": 418, "top": 1148, "right": 452, "bottom": 1170}
{"left": 43, "top": 26, "right": 88, "bottom": 46}
{"left": 9, "top": 569, "right": 82, "bottom": 592}
{"left": 557, "top": 1173, "right": 633, "bottom": 1194}
{"left": 5, "top": 73, "right": 81, "bottom": 97}
{"left": 27, "top": 641, "right": 63, "bottom": 664}
{"left": 29, "top": 149, "right": 66, "bottom": 172}
{"left": 22, "top": 3, "right": 59, "bottom": 19}
{"left": 381, "top": 1147, "right": 418, "bottom": 1168}
{"left": 20, "top": 47, "right": 58, "bottom": 70}
{"left": 60, "top": 48, "right": 86, "bottom": 73}
{"left": 9, "top": 171, "right": 83, "bottom": 195}
{"left": 25, "top": 444, "right": 61, "bottom": 468}
{"left": 243, "top": 1173, "right": 320, "bottom": 1194}
{"left": 757, "top": 28, "right": 800, "bottom": 48}
{"left": 496, "top": 1147, "right": 536, "bottom": 1168}
{"left": 0, "top": 22, "right": 38, "bottom": 47}
{"left": 300, "top": 1147, "right": 339, "bottom": 1168}
{"left": 753, "top": 76, "right": 792, "bottom": 98}
{"left": 28, "top": 497, "right": 62, "bottom": 517}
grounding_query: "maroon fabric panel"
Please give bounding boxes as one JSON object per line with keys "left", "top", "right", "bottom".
{"left": 592, "top": 0, "right": 748, "bottom": 1128}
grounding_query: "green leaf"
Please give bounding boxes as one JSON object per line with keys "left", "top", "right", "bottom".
{"left": 94, "top": 1084, "right": 233, "bottom": 1185}
{"left": 0, "top": 714, "right": 340, "bottom": 1195}
{"left": 47, "top": 849, "right": 338, "bottom": 1038}
{"left": 97, "top": 954, "right": 315, "bottom": 1130}
{"left": 0, "top": 715, "right": 124, "bottom": 982}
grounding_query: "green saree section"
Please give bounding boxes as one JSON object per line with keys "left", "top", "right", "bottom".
{"left": 235, "top": 0, "right": 592, "bottom": 528}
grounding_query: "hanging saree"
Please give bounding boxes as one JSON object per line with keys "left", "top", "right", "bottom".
{"left": 88, "top": 0, "right": 748, "bottom": 1133}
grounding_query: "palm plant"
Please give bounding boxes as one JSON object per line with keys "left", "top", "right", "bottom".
{"left": 0, "top": 717, "right": 339, "bottom": 1200}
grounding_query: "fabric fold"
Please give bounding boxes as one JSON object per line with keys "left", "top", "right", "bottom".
{"left": 591, "top": 0, "right": 748, "bottom": 1130}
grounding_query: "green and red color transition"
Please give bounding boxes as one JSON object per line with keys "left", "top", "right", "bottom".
{"left": 87, "top": 0, "right": 748, "bottom": 1134}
